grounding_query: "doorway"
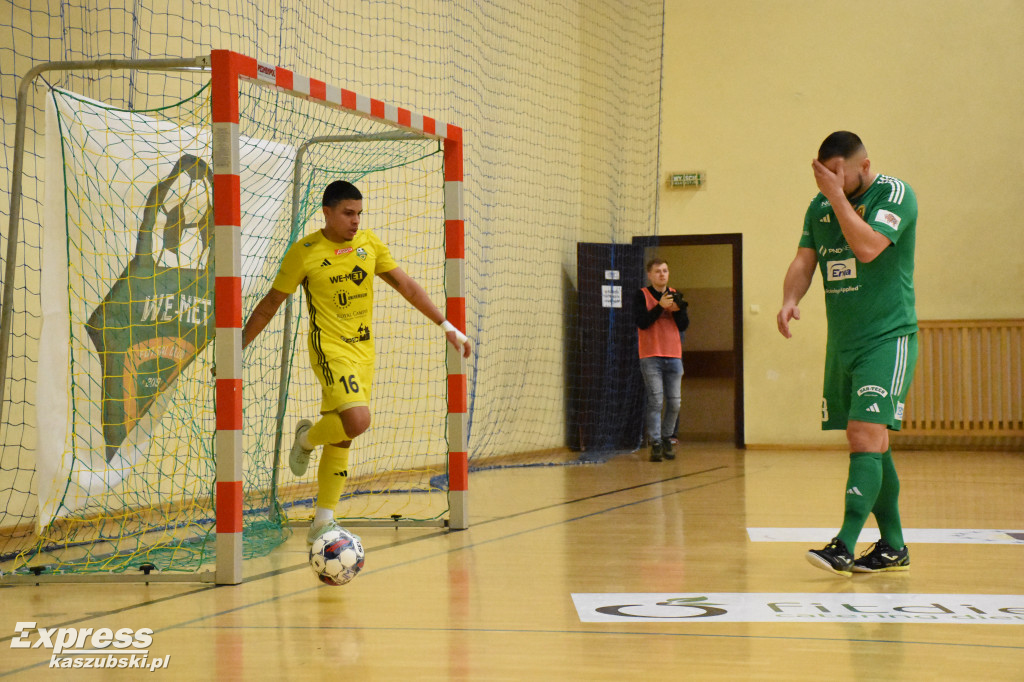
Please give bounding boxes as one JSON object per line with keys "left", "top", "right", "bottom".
{"left": 634, "top": 234, "right": 744, "bottom": 448}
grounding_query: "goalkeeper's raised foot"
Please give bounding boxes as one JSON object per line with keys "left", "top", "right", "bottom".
{"left": 306, "top": 518, "right": 340, "bottom": 545}
{"left": 290, "top": 419, "right": 314, "bottom": 476}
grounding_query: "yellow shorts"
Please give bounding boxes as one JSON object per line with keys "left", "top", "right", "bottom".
{"left": 310, "top": 357, "right": 374, "bottom": 414}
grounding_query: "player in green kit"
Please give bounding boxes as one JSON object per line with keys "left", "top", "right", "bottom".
{"left": 243, "top": 180, "right": 472, "bottom": 543}
{"left": 777, "top": 131, "right": 918, "bottom": 576}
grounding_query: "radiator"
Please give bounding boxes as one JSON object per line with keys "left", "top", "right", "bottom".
{"left": 900, "top": 320, "right": 1024, "bottom": 437}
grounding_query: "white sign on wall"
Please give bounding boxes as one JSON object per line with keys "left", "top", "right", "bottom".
{"left": 601, "top": 285, "right": 622, "bottom": 308}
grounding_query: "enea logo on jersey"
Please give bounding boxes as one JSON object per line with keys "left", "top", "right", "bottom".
{"left": 875, "top": 209, "right": 901, "bottom": 230}
{"left": 826, "top": 258, "right": 857, "bottom": 282}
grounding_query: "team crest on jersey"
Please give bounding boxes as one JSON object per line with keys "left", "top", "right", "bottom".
{"left": 855, "top": 205, "right": 866, "bottom": 218}
{"left": 356, "top": 247, "right": 367, "bottom": 261}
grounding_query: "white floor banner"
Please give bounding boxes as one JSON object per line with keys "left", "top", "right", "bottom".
{"left": 572, "top": 593, "right": 1024, "bottom": 624}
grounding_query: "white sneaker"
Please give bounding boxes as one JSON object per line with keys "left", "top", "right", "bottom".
{"left": 306, "top": 518, "right": 340, "bottom": 545}
{"left": 289, "top": 419, "right": 314, "bottom": 476}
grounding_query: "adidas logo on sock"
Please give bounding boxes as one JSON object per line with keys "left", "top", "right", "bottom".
{"left": 846, "top": 486, "right": 863, "bottom": 496}
{"left": 866, "top": 403, "right": 880, "bottom": 413}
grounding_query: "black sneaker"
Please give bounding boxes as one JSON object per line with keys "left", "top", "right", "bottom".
{"left": 661, "top": 437, "right": 675, "bottom": 460}
{"left": 649, "top": 439, "right": 663, "bottom": 462}
{"left": 806, "top": 537, "right": 854, "bottom": 577}
{"left": 852, "top": 540, "right": 910, "bottom": 573}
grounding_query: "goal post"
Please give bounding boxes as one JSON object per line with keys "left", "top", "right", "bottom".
{"left": 0, "top": 51, "right": 468, "bottom": 585}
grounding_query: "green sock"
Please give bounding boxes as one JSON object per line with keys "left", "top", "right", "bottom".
{"left": 836, "top": 452, "right": 883, "bottom": 550}
{"left": 872, "top": 448, "right": 904, "bottom": 549}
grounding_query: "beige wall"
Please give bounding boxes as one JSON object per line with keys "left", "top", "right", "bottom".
{"left": 660, "top": 0, "right": 1024, "bottom": 445}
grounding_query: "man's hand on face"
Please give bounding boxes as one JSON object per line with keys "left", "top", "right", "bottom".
{"left": 812, "top": 158, "right": 846, "bottom": 204}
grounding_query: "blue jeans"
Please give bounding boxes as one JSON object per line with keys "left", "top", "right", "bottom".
{"left": 640, "top": 356, "right": 683, "bottom": 443}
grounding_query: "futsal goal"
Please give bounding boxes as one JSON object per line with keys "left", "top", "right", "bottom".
{"left": 0, "top": 51, "right": 468, "bottom": 584}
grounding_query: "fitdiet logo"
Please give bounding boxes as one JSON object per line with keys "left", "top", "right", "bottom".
{"left": 10, "top": 622, "right": 170, "bottom": 671}
{"left": 573, "top": 594, "right": 1024, "bottom": 624}
{"left": 594, "top": 596, "right": 726, "bottom": 619}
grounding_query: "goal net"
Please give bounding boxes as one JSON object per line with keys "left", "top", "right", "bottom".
{"left": 1, "top": 55, "right": 458, "bottom": 578}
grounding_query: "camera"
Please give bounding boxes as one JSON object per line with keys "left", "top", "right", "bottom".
{"left": 669, "top": 290, "right": 687, "bottom": 308}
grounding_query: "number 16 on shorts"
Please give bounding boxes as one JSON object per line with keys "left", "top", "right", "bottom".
{"left": 339, "top": 374, "right": 360, "bottom": 394}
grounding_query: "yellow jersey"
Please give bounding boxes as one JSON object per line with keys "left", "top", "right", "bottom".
{"left": 272, "top": 229, "right": 398, "bottom": 365}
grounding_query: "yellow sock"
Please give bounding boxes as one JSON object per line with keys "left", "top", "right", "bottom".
{"left": 307, "top": 412, "right": 349, "bottom": 447}
{"left": 316, "top": 444, "right": 350, "bottom": 509}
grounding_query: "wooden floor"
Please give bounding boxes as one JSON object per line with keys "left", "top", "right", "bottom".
{"left": 2, "top": 444, "right": 1023, "bottom": 680}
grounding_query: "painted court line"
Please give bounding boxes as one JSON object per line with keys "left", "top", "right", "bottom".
{"left": 747, "top": 528, "right": 1024, "bottom": 544}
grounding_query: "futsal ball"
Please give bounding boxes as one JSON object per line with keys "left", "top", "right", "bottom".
{"left": 309, "top": 527, "right": 365, "bottom": 586}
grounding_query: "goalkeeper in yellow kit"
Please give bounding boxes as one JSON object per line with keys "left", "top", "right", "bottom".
{"left": 243, "top": 180, "right": 472, "bottom": 542}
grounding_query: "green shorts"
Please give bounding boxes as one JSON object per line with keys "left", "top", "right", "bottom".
{"left": 821, "top": 333, "right": 917, "bottom": 431}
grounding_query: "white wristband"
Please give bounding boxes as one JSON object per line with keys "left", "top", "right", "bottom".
{"left": 439, "top": 319, "right": 468, "bottom": 344}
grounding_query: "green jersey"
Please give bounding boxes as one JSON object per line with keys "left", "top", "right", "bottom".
{"left": 799, "top": 173, "right": 918, "bottom": 350}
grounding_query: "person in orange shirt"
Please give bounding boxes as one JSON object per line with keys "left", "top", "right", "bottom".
{"left": 635, "top": 258, "right": 689, "bottom": 462}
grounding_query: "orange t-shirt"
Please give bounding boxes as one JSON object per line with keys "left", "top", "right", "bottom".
{"left": 637, "top": 287, "right": 682, "bottom": 359}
